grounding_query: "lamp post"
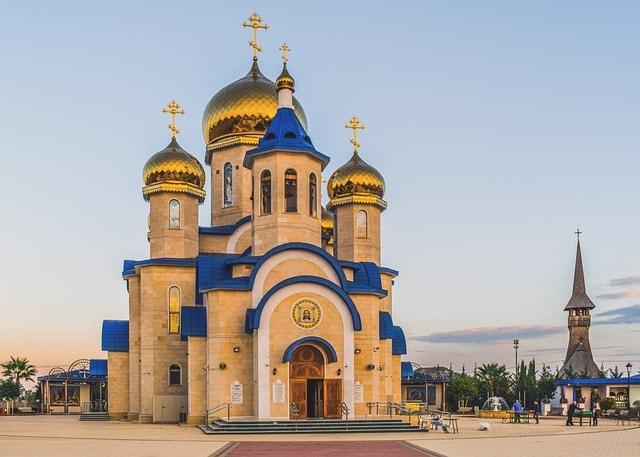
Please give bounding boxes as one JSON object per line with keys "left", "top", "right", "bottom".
{"left": 513, "top": 339, "right": 520, "bottom": 401}
{"left": 626, "top": 362, "right": 632, "bottom": 409}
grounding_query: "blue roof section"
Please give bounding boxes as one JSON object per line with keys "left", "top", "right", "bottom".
{"left": 122, "top": 258, "right": 196, "bottom": 277}
{"left": 245, "top": 309, "right": 256, "bottom": 334}
{"left": 197, "top": 254, "right": 234, "bottom": 295}
{"left": 89, "top": 359, "right": 107, "bottom": 377}
{"left": 392, "top": 326, "right": 407, "bottom": 355}
{"left": 348, "top": 262, "right": 386, "bottom": 296}
{"left": 101, "top": 320, "right": 129, "bottom": 352}
{"left": 556, "top": 377, "right": 640, "bottom": 386}
{"left": 248, "top": 275, "right": 362, "bottom": 331}
{"left": 283, "top": 337, "right": 338, "bottom": 363}
{"left": 244, "top": 107, "right": 330, "bottom": 170}
{"left": 180, "top": 306, "right": 207, "bottom": 341}
{"left": 401, "top": 361, "right": 414, "bottom": 378}
{"left": 199, "top": 216, "right": 251, "bottom": 235}
{"left": 379, "top": 267, "right": 399, "bottom": 277}
{"left": 379, "top": 311, "right": 394, "bottom": 339}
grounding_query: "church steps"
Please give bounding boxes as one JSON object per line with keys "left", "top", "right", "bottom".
{"left": 201, "top": 419, "right": 420, "bottom": 434}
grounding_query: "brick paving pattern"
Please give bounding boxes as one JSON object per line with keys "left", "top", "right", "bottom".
{"left": 220, "top": 441, "right": 435, "bottom": 457}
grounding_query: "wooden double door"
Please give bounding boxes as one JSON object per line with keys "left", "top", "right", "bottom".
{"left": 289, "top": 345, "right": 342, "bottom": 419}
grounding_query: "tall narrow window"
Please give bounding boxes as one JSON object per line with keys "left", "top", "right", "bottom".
{"left": 356, "top": 210, "right": 368, "bottom": 238}
{"left": 168, "top": 364, "right": 181, "bottom": 386}
{"left": 284, "top": 169, "right": 297, "bottom": 213}
{"left": 309, "top": 173, "right": 317, "bottom": 217}
{"left": 168, "top": 199, "right": 180, "bottom": 229}
{"left": 261, "top": 170, "right": 272, "bottom": 215}
{"left": 168, "top": 286, "right": 181, "bottom": 334}
{"left": 223, "top": 162, "right": 233, "bottom": 207}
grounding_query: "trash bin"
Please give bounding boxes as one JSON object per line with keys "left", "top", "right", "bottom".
{"left": 179, "top": 412, "right": 187, "bottom": 423}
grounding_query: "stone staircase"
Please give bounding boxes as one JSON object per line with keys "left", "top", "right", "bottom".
{"left": 79, "top": 411, "right": 110, "bottom": 421}
{"left": 201, "top": 418, "right": 421, "bottom": 434}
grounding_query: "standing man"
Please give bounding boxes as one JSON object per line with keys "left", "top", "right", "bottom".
{"left": 590, "top": 400, "right": 599, "bottom": 426}
{"left": 513, "top": 400, "right": 522, "bottom": 423}
{"left": 533, "top": 400, "right": 540, "bottom": 424}
{"left": 566, "top": 401, "right": 577, "bottom": 426}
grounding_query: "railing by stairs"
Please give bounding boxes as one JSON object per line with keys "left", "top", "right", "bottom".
{"left": 205, "top": 402, "right": 231, "bottom": 424}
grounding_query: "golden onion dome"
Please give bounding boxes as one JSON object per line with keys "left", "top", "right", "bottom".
{"left": 327, "top": 151, "right": 386, "bottom": 211}
{"left": 142, "top": 137, "right": 206, "bottom": 202}
{"left": 321, "top": 206, "right": 335, "bottom": 245}
{"left": 276, "top": 62, "right": 295, "bottom": 92}
{"left": 202, "top": 59, "right": 307, "bottom": 153}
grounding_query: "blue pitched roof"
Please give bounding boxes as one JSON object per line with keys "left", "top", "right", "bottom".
{"left": 180, "top": 306, "right": 207, "bottom": 341}
{"left": 199, "top": 216, "right": 251, "bottom": 235}
{"left": 348, "top": 262, "right": 385, "bottom": 295}
{"left": 101, "top": 320, "right": 129, "bottom": 352}
{"left": 401, "top": 361, "right": 414, "bottom": 378}
{"left": 379, "top": 311, "right": 394, "bottom": 339}
{"left": 89, "top": 359, "right": 108, "bottom": 377}
{"left": 123, "top": 258, "right": 196, "bottom": 277}
{"left": 392, "top": 326, "right": 407, "bottom": 355}
{"left": 244, "top": 107, "right": 329, "bottom": 169}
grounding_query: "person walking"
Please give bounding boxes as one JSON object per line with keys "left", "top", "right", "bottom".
{"left": 591, "top": 401, "right": 599, "bottom": 426}
{"left": 513, "top": 400, "right": 523, "bottom": 423}
{"left": 566, "top": 401, "right": 576, "bottom": 426}
{"left": 533, "top": 400, "right": 540, "bottom": 424}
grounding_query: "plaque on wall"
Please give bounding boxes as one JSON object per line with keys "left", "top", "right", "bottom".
{"left": 354, "top": 381, "right": 364, "bottom": 403}
{"left": 291, "top": 298, "right": 322, "bottom": 329}
{"left": 272, "top": 380, "right": 285, "bottom": 404}
{"left": 231, "top": 381, "right": 243, "bottom": 404}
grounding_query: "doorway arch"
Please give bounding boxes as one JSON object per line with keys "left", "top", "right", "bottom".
{"left": 289, "top": 344, "right": 341, "bottom": 419}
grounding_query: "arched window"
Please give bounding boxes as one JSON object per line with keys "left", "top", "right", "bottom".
{"left": 356, "top": 210, "right": 368, "bottom": 238}
{"left": 223, "top": 162, "right": 233, "bottom": 207}
{"left": 309, "top": 173, "right": 317, "bottom": 217}
{"left": 260, "top": 170, "right": 272, "bottom": 215}
{"left": 168, "top": 286, "right": 181, "bottom": 334}
{"left": 284, "top": 169, "right": 297, "bottom": 213}
{"left": 168, "top": 364, "right": 181, "bottom": 386}
{"left": 169, "top": 199, "right": 180, "bottom": 229}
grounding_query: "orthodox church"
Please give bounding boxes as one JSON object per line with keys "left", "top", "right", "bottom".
{"left": 100, "top": 13, "right": 407, "bottom": 424}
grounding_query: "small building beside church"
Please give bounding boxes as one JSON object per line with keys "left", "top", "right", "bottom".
{"left": 99, "top": 14, "right": 407, "bottom": 424}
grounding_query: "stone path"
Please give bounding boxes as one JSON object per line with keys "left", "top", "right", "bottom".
{"left": 217, "top": 441, "right": 437, "bottom": 457}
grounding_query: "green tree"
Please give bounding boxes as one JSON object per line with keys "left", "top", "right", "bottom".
{"left": 608, "top": 366, "right": 623, "bottom": 379}
{"left": 1, "top": 356, "right": 36, "bottom": 389}
{"left": 537, "top": 365, "right": 557, "bottom": 401}
{"left": 448, "top": 373, "right": 479, "bottom": 410}
{"left": 0, "top": 379, "right": 21, "bottom": 401}
{"left": 476, "top": 363, "right": 510, "bottom": 398}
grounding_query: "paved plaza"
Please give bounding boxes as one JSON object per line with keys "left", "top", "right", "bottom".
{"left": 0, "top": 415, "right": 637, "bottom": 457}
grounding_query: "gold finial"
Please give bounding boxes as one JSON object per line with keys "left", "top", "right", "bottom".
{"left": 345, "top": 115, "right": 365, "bottom": 151}
{"left": 279, "top": 42, "right": 291, "bottom": 63}
{"left": 162, "top": 100, "right": 185, "bottom": 138}
{"left": 242, "top": 12, "right": 269, "bottom": 59}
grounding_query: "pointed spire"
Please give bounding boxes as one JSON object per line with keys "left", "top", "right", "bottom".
{"left": 564, "top": 232, "right": 596, "bottom": 311}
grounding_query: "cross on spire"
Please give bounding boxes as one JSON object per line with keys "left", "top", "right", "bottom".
{"left": 279, "top": 42, "right": 291, "bottom": 63}
{"left": 162, "top": 100, "right": 184, "bottom": 138}
{"left": 575, "top": 227, "right": 582, "bottom": 241}
{"left": 345, "top": 115, "right": 365, "bottom": 151}
{"left": 243, "top": 12, "right": 269, "bottom": 60}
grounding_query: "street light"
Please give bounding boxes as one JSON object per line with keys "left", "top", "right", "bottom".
{"left": 626, "top": 362, "right": 632, "bottom": 409}
{"left": 513, "top": 339, "right": 520, "bottom": 401}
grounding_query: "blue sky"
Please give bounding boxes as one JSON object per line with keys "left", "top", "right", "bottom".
{"left": 1, "top": 1, "right": 639, "bottom": 376}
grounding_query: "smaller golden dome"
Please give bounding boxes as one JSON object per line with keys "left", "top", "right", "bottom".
{"left": 321, "top": 206, "right": 334, "bottom": 245}
{"left": 327, "top": 151, "right": 386, "bottom": 210}
{"left": 142, "top": 137, "right": 206, "bottom": 202}
{"left": 276, "top": 63, "right": 295, "bottom": 92}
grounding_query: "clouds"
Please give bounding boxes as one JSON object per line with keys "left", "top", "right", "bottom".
{"left": 593, "top": 304, "right": 640, "bottom": 325}
{"left": 411, "top": 325, "right": 564, "bottom": 345}
{"left": 596, "top": 276, "right": 640, "bottom": 301}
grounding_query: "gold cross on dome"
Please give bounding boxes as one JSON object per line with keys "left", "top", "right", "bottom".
{"left": 162, "top": 100, "right": 185, "bottom": 138}
{"left": 345, "top": 115, "right": 365, "bottom": 151}
{"left": 243, "top": 12, "right": 269, "bottom": 59}
{"left": 279, "top": 42, "right": 291, "bottom": 63}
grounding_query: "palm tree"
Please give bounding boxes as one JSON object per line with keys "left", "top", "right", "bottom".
{"left": 1, "top": 356, "right": 36, "bottom": 389}
{"left": 609, "top": 366, "right": 623, "bottom": 379}
{"left": 476, "top": 363, "right": 510, "bottom": 398}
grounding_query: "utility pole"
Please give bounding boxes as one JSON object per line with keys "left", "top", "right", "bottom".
{"left": 513, "top": 339, "right": 520, "bottom": 402}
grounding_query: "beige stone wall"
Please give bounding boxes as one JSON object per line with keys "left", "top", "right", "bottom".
{"left": 148, "top": 192, "right": 200, "bottom": 259}
{"left": 127, "top": 275, "right": 141, "bottom": 419}
{"left": 108, "top": 352, "right": 129, "bottom": 419}
{"left": 251, "top": 153, "right": 323, "bottom": 255}
{"left": 334, "top": 204, "right": 381, "bottom": 264}
{"left": 210, "top": 145, "right": 254, "bottom": 227}
{"left": 138, "top": 265, "right": 193, "bottom": 422}
{"left": 206, "top": 289, "right": 254, "bottom": 418}
{"left": 198, "top": 233, "right": 229, "bottom": 254}
{"left": 187, "top": 336, "right": 206, "bottom": 424}
{"left": 262, "top": 258, "right": 328, "bottom": 292}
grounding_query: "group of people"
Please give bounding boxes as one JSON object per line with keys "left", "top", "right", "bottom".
{"left": 511, "top": 399, "right": 541, "bottom": 424}
{"left": 565, "top": 400, "right": 599, "bottom": 426}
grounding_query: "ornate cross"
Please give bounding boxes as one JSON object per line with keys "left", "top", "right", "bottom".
{"left": 279, "top": 42, "right": 291, "bottom": 63}
{"left": 575, "top": 227, "right": 582, "bottom": 241}
{"left": 345, "top": 115, "right": 365, "bottom": 151}
{"left": 162, "top": 100, "right": 184, "bottom": 138}
{"left": 243, "top": 12, "right": 269, "bottom": 59}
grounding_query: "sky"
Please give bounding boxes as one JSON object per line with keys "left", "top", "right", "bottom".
{"left": 1, "top": 1, "right": 639, "bottom": 379}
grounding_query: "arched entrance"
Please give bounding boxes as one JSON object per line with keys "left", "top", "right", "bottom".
{"left": 289, "top": 345, "right": 341, "bottom": 419}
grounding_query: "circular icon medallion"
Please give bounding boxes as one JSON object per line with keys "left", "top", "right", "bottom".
{"left": 291, "top": 299, "right": 322, "bottom": 329}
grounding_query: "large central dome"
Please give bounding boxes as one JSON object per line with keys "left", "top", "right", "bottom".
{"left": 202, "top": 59, "right": 307, "bottom": 152}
